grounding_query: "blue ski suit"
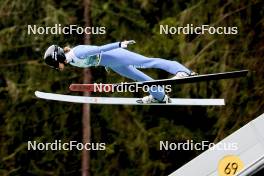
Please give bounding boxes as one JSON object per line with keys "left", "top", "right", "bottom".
{"left": 65, "top": 42, "right": 191, "bottom": 101}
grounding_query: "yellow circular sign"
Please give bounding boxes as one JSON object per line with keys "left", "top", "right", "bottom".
{"left": 218, "top": 155, "right": 244, "bottom": 176}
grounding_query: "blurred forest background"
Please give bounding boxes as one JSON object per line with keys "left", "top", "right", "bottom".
{"left": 0, "top": 0, "right": 263, "bottom": 175}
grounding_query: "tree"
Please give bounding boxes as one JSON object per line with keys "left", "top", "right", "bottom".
{"left": 82, "top": 0, "right": 92, "bottom": 175}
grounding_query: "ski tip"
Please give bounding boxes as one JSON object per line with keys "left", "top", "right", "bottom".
{"left": 69, "top": 84, "right": 88, "bottom": 91}
{"left": 69, "top": 84, "right": 74, "bottom": 91}
{"left": 69, "top": 84, "right": 92, "bottom": 92}
{"left": 69, "top": 84, "right": 82, "bottom": 91}
{"left": 35, "top": 91, "right": 41, "bottom": 97}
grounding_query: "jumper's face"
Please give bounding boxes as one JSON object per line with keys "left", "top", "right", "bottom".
{"left": 58, "top": 62, "right": 65, "bottom": 71}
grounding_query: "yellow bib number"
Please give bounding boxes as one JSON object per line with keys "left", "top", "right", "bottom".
{"left": 218, "top": 155, "right": 244, "bottom": 176}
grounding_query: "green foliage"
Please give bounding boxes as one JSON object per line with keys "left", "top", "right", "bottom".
{"left": 0, "top": 0, "right": 263, "bottom": 175}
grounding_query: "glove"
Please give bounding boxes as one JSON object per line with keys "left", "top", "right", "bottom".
{"left": 120, "top": 40, "right": 136, "bottom": 48}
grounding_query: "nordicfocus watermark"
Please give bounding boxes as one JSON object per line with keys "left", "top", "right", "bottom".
{"left": 160, "top": 140, "right": 238, "bottom": 151}
{"left": 27, "top": 24, "right": 106, "bottom": 35}
{"left": 27, "top": 140, "right": 106, "bottom": 151}
{"left": 75, "top": 83, "right": 172, "bottom": 93}
{"left": 160, "top": 24, "right": 238, "bottom": 35}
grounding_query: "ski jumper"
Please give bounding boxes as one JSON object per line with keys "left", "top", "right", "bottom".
{"left": 65, "top": 42, "right": 191, "bottom": 101}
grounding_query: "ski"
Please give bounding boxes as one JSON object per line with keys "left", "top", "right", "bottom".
{"left": 69, "top": 70, "right": 248, "bottom": 92}
{"left": 35, "top": 91, "right": 225, "bottom": 106}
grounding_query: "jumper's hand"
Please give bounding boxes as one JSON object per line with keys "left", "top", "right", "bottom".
{"left": 120, "top": 40, "right": 136, "bottom": 48}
